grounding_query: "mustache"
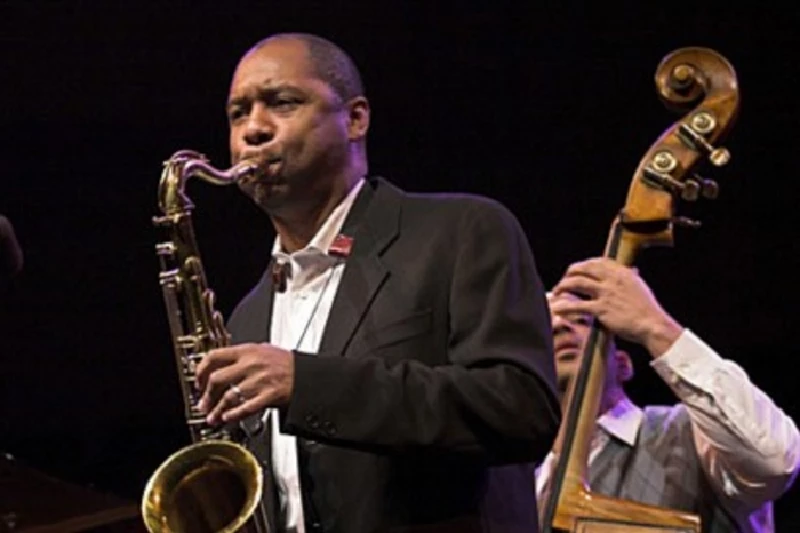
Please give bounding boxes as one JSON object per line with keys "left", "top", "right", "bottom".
{"left": 238, "top": 150, "right": 280, "bottom": 165}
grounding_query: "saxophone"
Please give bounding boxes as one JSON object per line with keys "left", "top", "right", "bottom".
{"left": 141, "top": 150, "right": 271, "bottom": 533}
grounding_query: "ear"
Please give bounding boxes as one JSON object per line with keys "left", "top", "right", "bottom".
{"left": 346, "top": 96, "right": 370, "bottom": 141}
{"left": 615, "top": 349, "right": 634, "bottom": 383}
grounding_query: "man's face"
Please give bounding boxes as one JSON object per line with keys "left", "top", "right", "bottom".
{"left": 547, "top": 291, "right": 631, "bottom": 399}
{"left": 227, "top": 38, "right": 353, "bottom": 213}
{"left": 547, "top": 292, "right": 593, "bottom": 395}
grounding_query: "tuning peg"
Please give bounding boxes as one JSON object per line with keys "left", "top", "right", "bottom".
{"left": 672, "top": 216, "right": 702, "bottom": 229}
{"left": 708, "top": 147, "right": 730, "bottom": 167}
{"left": 642, "top": 167, "right": 700, "bottom": 201}
{"left": 692, "top": 175, "right": 720, "bottom": 199}
{"left": 678, "top": 114, "right": 731, "bottom": 167}
{"left": 680, "top": 180, "right": 700, "bottom": 201}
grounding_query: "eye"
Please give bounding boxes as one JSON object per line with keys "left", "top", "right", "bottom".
{"left": 277, "top": 100, "right": 298, "bottom": 110}
{"left": 227, "top": 105, "right": 247, "bottom": 123}
{"left": 270, "top": 93, "right": 303, "bottom": 112}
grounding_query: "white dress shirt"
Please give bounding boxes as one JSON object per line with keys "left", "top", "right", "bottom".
{"left": 536, "top": 329, "right": 800, "bottom": 511}
{"left": 266, "top": 178, "right": 365, "bottom": 533}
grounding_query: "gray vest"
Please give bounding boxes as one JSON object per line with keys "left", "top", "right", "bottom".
{"left": 589, "top": 404, "right": 773, "bottom": 533}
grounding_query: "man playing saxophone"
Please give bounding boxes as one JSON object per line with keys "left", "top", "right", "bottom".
{"left": 190, "top": 32, "right": 560, "bottom": 533}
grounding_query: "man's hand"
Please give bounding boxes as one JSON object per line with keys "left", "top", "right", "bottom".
{"left": 551, "top": 257, "right": 684, "bottom": 357}
{"left": 195, "top": 343, "right": 295, "bottom": 425}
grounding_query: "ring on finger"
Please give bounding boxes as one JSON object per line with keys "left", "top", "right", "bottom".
{"left": 229, "top": 383, "right": 246, "bottom": 404}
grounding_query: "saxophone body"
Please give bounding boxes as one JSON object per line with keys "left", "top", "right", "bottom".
{"left": 142, "top": 150, "right": 270, "bottom": 533}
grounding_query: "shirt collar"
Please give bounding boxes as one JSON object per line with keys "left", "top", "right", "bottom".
{"left": 535, "top": 395, "right": 642, "bottom": 485}
{"left": 596, "top": 394, "right": 642, "bottom": 447}
{"left": 271, "top": 178, "right": 365, "bottom": 260}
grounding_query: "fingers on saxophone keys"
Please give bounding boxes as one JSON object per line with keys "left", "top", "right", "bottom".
{"left": 197, "top": 365, "right": 240, "bottom": 416}
{"left": 195, "top": 346, "right": 240, "bottom": 389}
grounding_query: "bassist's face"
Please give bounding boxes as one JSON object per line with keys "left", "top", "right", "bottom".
{"left": 548, "top": 292, "right": 593, "bottom": 395}
{"left": 547, "top": 291, "right": 631, "bottom": 400}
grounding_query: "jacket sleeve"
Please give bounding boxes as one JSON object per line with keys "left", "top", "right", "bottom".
{"left": 283, "top": 199, "right": 561, "bottom": 464}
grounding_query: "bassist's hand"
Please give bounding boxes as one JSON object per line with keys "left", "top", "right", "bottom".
{"left": 552, "top": 257, "right": 684, "bottom": 357}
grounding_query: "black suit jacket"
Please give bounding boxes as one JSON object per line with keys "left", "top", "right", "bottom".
{"left": 227, "top": 177, "right": 560, "bottom": 533}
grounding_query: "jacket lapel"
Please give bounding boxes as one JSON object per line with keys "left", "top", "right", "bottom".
{"left": 228, "top": 267, "right": 275, "bottom": 345}
{"left": 317, "top": 178, "right": 400, "bottom": 357}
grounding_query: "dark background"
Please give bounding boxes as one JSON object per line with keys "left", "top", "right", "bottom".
{"left": 2, "top": 0, "right": 798, "bottom": 527}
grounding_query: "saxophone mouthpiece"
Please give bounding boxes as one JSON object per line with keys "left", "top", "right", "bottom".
{"left": 236, "top": 152, "right": 282, "bottom": 184}
{"left": 235, "top": 161, "right": 261, "bottom": 186}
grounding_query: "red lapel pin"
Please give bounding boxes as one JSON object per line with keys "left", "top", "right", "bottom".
{"left": 329, "top": 234, "right": 353, "bottom": 258}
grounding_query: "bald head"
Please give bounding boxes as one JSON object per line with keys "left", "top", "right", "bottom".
{"left": 246, "top": 33, "right": 365, "bottom": 103}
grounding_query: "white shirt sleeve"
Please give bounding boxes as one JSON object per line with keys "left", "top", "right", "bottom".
{"left": 650, "top": 329, "right": 800, "bottom": 508}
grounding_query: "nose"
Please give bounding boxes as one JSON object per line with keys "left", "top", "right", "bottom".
{"left": 550, "top": 312, "right": 572, "bottom": 333}
{"left": 242, "top": 104, "right": 275, "bottom": 147}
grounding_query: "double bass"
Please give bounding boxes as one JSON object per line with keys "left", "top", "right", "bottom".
{"left": 539, "top": 47, "right": 740, "bottom": 532}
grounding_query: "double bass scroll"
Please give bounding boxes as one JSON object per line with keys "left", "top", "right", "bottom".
{"left": 539, "top": 47, "right": 740, "bottom": 533}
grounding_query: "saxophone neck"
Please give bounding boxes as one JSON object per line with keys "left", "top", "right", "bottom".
{"left": 157, "top": 150, "right": 258, "bottom": 217}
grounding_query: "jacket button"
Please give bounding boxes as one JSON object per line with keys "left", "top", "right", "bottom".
{"left": 305, "top": 414, "right": 320, "bottom": 429}
{"left": 323, "top": 421, "right": 336, "bottom": 436}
